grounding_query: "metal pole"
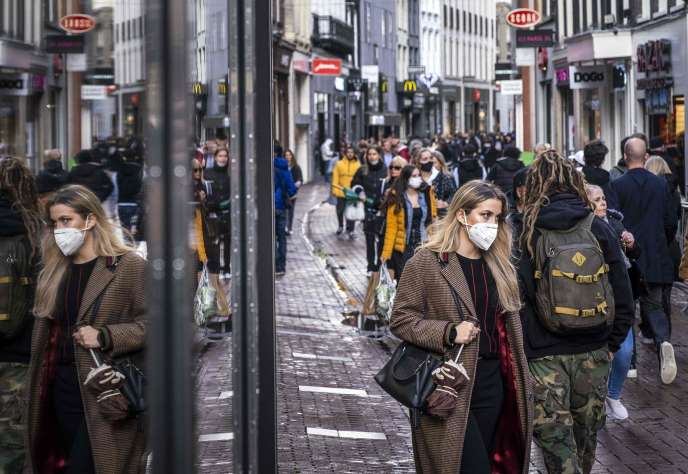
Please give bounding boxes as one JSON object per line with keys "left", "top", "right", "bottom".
{"left": 145, "top": 0, "right": 195, "bottom": 472}
{"left": 228, "top": 0, "right": 277, "bottom": 471}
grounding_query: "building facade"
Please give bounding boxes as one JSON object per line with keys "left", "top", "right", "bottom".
{"left": 283, "top": 0, "right": 313, "bottom": 181}
{"left": 0, "top": 0, "right": 51, "bottom": 169}
{"left": 361, "top": 0, "right": 399, "bottom": 139}
{"left": 540, "top": 0, "right": 686, "bottom": 163}
{"left": 419, "top": 0, "right": 443, "bottom": 136}
{"left": 310, "top": 0, "right": 357, "bottom": 158}
{"left": 494, "top": 1, "right": 515, "bottom": 133}
{"left": 114, "top": 0, "right": 146, "bottom": 139}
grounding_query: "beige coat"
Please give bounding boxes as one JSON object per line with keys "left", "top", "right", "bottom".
{"left": 26, "top": 252, "right": 147, "bottom": 474}
{"left": 390, "top": 248, "right": 533, "bottom": 474}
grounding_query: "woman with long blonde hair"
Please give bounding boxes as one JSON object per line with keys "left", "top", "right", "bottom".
{"left": 27, "top": 184, "right": 147, "bottom": 473}
{"left": 390, "top": 180, "right": 532, "bottom": 473}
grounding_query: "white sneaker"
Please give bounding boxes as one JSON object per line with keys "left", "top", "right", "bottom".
{"left": 605, "top": 397, "right": 629, "bottom": 420}
{"left": 639, "top": 331, "right": 654, "bottom": 345}
{"left": 627, "top": 368, "right": 637, "bottom": 379}
{"left": 660, "top": 342, "right": 677, "bottom": 384}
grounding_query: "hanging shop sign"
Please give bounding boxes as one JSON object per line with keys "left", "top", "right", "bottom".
{"left": 516, "top": 29, "right": 555, "bottom": 48}
{"left": 59, "top": 14, "right": 97, "bottom": 34}
{"left": 312, "top": 58, "right": 342, "bottom": 76}
{"left": 515, "top": 48, "right": 535, "bottom": 67}
{"left": 498, "top": 80, "right": 523, "bottom": 95}
{"left": 347, "top": 77, "right": 364, "bottom": 92}
{"left": 506, "top": 8, "right": 541, "bottom": 29}
{"left": 81, "top": 85, "right": 108, "bottom": 100}
{"left": 45, "top": 34, "right": 85, "bottom": 54}
{"left": 555, "top": 67, "right": 570, "bottom": 85}
{"left": 362, "top": 65, "right": 379, "bottom": 83}
{"left": 569, "top": 65, "right": 607, "bottom": 90}
{"left": 408, "top": 65, "right": 426, "bottom": 75}
{"left": 398, "top": 80, "right": 418, "bottom": 93}
{"left": 419, "top": 73, "right": 440, "bottom": 89}
{"left": 380, "top": 78, "right": 389, "bottom": 93}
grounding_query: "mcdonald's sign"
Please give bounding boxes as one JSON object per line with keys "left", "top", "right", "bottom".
{"left": 192, "top": 82, "right": 205, "bottom": 96}
{"left": 218, "top": 80, "right": 228, "bottom": 96}
{"left": 380, "top": 79, "right": 389, "bottom": 93}
{"left": 402, "top": 80, "right": 417, "bottom": 92}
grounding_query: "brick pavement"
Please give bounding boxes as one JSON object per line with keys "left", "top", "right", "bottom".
{"left": 307, "top": 181, "right": 688, "bottom": 474}
{"left": 196, "top": 180, "right": 688, "bottom": 473}
{"left": 196, "top": 182, "right": 414, "bottom": 472}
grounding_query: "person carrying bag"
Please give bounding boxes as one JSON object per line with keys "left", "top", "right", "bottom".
{"left": 382, "top": 181, "right": 533, "bottom": 474}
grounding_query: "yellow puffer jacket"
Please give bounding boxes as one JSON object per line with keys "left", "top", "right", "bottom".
{"left": 381, "top": 189, "right": 437, "bottom": 260}
{"left": 331, "top": 158, "right": 361, "bottom": 198}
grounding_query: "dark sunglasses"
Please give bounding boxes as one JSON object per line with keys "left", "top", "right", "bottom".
{"left": 389, "top": 165, "right": 402, "bottom": 170}
{"left": 193, "top": 168, "right": 202, "bottom": 172}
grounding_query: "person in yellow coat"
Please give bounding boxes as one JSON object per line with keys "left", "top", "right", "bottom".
{"left": 380, "top": 165, "right": 437, "bottom": 280}
{"left": 331, "top": 145, "right": 361, "bottom": 239}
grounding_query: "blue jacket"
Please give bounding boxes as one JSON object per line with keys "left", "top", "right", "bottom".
{"left": 404, "top": 191, "right": 429, "bottom": 244}
{"left": 611, "top": 167, "right": 677, "bottom": 284}
{"left": 274, "top": 156, "right": 297, "bottom": 210}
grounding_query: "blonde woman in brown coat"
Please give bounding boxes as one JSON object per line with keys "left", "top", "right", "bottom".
{"left": 390, "top": 180, "right": 533, "bottom": 474}
{"left": 26, "top": 185, "right": 146, "bottom": 473}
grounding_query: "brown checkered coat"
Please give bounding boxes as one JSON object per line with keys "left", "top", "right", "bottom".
{"left": 390, "top": 248, "right": 533, "bottom": 474}
{"left": 26, "top": 252, "right": 147, "bottom": 474}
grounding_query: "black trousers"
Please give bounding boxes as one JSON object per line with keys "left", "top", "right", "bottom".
{"left": 364, "top": 232, "right": 380, "bottom": 272}
{"left": 335, "top": 198, "right": 355, "bottom": 232}
{"left": 287, "top": 199, "right": 297, "bottom": 232}
{"left": 460, "top": 359, "right": 504, "bottom": 474}
{"left": 54, "top": 366, "right": 96, "bottom": 474}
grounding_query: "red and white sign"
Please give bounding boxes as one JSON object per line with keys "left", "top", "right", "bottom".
{"left": 506, "top": 8, "right": 541, "bottom": 29}
{"left": 59, "top": 14, "right": 97, "bottom": 34}
{"left": 312, "top": 58, "right": 342, "bottom": 76}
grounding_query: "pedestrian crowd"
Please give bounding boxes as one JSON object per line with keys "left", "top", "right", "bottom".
{"left": 313, "top": 130, "right": 687, "bottom": 473}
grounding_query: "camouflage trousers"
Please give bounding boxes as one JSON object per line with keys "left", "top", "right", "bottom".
{"left": 0, "top": 362, "right": 29, "bottom": 474}
{"left": 529, "top": 349, "right": 610, "bottom": 474}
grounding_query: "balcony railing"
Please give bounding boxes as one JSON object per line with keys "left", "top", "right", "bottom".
{"left": 312, "top": 15, "right": 354, "bottom": 57}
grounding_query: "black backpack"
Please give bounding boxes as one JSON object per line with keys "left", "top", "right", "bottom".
{"left": 0, "top": 235, "right": 33, "bottom": 340}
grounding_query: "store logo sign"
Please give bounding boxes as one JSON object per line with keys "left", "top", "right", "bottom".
{"left": 506, "top": 8, "right": 541, "bottom": 28}
{"left": 0, "top": 74, "right": 30, "bottom": 96}
{"left": 312, "top": 58, "right": 342, "bottom": 76}
{"left": 59, "top": 14, "right": 97, "bottom": 34}
{"left": 403, "top": 80, "right": 417, "bottom": 92}
{"left": 569, "top": 65, "right": 607, "bottom": 90}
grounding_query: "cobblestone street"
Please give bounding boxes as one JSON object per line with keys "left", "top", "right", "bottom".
{"left": 195, "top": 181, "right": 688, "bottom": 473}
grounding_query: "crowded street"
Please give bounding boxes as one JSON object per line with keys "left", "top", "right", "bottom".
{"left": 3, "top": 0, "right": 688, "bottom": 473}
{"left": 194, "top": 181, "right": 688, "bottom": 473}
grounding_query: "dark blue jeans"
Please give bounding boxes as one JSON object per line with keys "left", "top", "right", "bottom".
{"left": 118, "top": 203, "right": 139, "bottom": 231}
{"left": 639, "top": 283, "right": 672, "bottom": 351}
{"left": 275, "top": 209, "right": 287, "bottom": 273}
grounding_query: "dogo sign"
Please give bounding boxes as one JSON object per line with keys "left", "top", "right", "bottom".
{"left": 569, "top": 65, "right": 607, "bottom": 90}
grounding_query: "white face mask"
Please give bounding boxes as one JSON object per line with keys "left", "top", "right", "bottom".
{"left": 54, "top": 224, "right": 89, "bottom": 256}
{"left": 462, "top": 212, "right": 499, "bottom": 251}
{"left": 408, "top": 176, "right": 423, "bottom": 189}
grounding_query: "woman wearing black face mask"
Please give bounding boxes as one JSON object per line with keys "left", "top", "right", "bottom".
{"left": 351, "top": 146, "right": 389, "bottom": 274}
{"left": 417, "top": 148, "right": 457, "bottom": 218}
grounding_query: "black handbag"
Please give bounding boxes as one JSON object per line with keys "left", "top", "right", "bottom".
{"left": 373, "top": 252, "right": 472, "bottom": 427}
{"left": 374, "top": 342, "right": 443, "bottom": 427}
{"left": 87, "top": 275, "right": 147, "bottom": 425}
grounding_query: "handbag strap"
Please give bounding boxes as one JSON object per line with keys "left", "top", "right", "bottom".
{"left": 436, "top": 252, "right": 468, "bottom": 322}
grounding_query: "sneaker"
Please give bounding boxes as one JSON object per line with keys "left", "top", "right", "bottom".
{"left": 275, "top": 271, "right": 286, "bottom": 277}
{"left": 627, "top": 368, "right": 637, "bottom": 379}
{"left": 660, "top": 341, "right": 677, "bottom": 384}
{"left": 639, "top": 331, "right": 654, "bottom": 345}
{"left": 605, "top": 397, "right": 629, "bottom": 420}
{"left": 335, "top": 227, "right": 344, "bottom": 236}
{"left": 286, "top": 229, "right": 292, "bottom": 237}
{"left": 366, "top": 271, "right": 373, "bottom": 278}
{"left": 348, "top": 231, "right": 356, "bottom": 240}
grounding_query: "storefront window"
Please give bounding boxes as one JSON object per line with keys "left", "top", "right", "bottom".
{"left": 584, "top": 89, "right": 601, "bottom": 142}
{"left": 0, "top": 96, "right": 20, "bottom": 156}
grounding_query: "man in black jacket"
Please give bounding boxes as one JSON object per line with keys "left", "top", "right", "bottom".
{"left": 611, "top": 136, "right": 678, "bottom": 385}
{"left": 582, "top": 140, "right": 619, "bottom": 211}
{"left": 517, "top": 150, "right": 634, "bottom": 474}
{"left": 486, "top": 145, "right": 524, "bottom": 194}
{"left": 67, "top": 149, "right": 113, "bottom": 202}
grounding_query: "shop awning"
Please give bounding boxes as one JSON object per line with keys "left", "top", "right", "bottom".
{"left": 366, "top": 112, "right": 402, "bottom": 127}
{"left": 566, "top": 31, "right": 633, "bottom": 62}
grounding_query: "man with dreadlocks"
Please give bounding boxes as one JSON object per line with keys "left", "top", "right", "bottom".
{"left": 0, "top": 157, "right": 43, "bottom": 472}
{"left": 516, "top": 149, "right": 634, "bottom": 474}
